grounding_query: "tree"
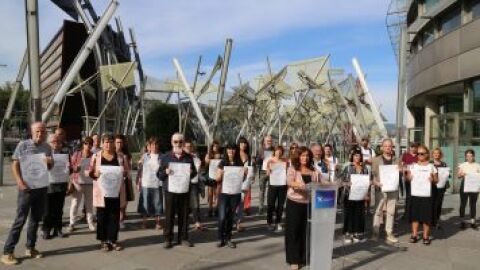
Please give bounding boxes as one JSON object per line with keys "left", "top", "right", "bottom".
{"left": 0, "top": 82, "right": 29, "bottom": 133}
{"left": 145, "top": 102, "right": 193, "bottom": 152}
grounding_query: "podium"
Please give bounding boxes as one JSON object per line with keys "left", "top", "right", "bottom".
{"left": 309, "top": 183, "right": 337, "bottom": 270}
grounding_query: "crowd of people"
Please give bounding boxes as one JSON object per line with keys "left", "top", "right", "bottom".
{"left": 2, "top": 122, "right": 480, "bottom": 270}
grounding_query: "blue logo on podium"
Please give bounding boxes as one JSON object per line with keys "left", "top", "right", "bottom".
{"left": 315, "top": 190, "right": 335, "bottom": 209}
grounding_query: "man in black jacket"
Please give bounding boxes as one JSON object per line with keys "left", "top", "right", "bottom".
{"left": 158, "top": 133, "right": 197, "bottom": 249}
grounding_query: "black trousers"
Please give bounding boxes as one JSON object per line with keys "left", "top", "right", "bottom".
{"left": 190, "top": 184, "right": 202, "bottom": 223}
{"left": 96, "top": 198, "right": 120, "bottom": 243}
{"left": 164, "top": 191, "right": 190, "bottom": 242}
{"left": 42, "top": 191, "right": 66, "bottom": 232}
{"left": 459, "top": 181, "right": 479, "bottom": 220}
{"left": 404, "top": 181, "right": 411, "bottom": 217}
{"left": 285, "top": 199, "right": 308, "bottom": 265}
{"left": 218, "top": 193, "right": 241, "bottom": 241}
{"left": 3, "top": 188, "right": 47, "bottom": 254}
{"left": 432, "top": 187, "right": 446, "bottom": 225}
{"left": 343, "top": 199, "right": 365, "bottom": 234}
{"left": 267, "top": 185, "right": 287, "bottom": 225}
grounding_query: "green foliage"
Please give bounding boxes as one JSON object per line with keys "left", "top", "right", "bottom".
{"left": 145, "top": 102, "right": 181, "bottom": 152}
{"left": 0, "top": 82, "right": 29, "bottom": 131}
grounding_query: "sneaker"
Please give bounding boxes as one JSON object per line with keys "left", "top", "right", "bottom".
{"left": 88, "top": 223, "right": 96, "bottom": 231}
{"left": 276, "top": 224, "right": 283, "bottom": 232}
{"left": 67, "top": 225, "right": 75, "bottom": 233}
{"left": 226, "top": 240, "right": 236, "bottom": 249}
{"left": 352, "top": 236, "right": 361, "bottom": 243}
{"left": 471, "top": 223, "right": 478, "bottom": 230}
{"left": 25, "top": 248, "right": 43, "bottom": 259}
{"left": 290, "top": 264, "right": 299, "bottom": 270}
{"left": 1, "top": 254, "right": 18, "bottom": 265}
{"left": 217, "top": 240, "right": 225, "bottom": 248}
{"left": 268, "top": 224, "right": 276, "bottom": 231}
{"left": 179, "top": 240, "right": 194, "bottom": 247}
{"left": 42, "top": 231, "right": 51, "bottom": 240}
{"left": 386, "top": 233, "right": 399, "bottom": 243}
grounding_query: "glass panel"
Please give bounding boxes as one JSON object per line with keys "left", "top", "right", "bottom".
{"left": 473, "top": 79, "right": 480, "bottom": 112}
{"left": 445, "top": 95, "right": 463, "bottom": 112}
{"left": 422, "top": 24, "right": 435, "bottom": 46}
{"left": 441, "top": 7, "right": 461, "bottom": 35}
{"left": 424, "top": 0, "right": 440, "bottom": 13}
{"left": 472, "top": 0, "right": 480, "bottom": 19}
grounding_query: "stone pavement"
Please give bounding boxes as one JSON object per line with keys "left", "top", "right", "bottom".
{"left": 0, "top": 160, "right": 480, "bottom": 269}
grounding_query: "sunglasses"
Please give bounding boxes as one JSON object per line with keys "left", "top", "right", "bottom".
{"left": 417, "top": 152, "right": 427, "bottom": 156}
{"left": 173, "top": 140, "right": 183, "bottom": 144}
{"left": 83, "top": 142, "right": 92, "bottom": 145}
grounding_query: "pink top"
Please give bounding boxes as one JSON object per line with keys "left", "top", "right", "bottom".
{"left": 70, "top": 150, "right": 93, "bottom": 185}
{"left": 90, "top": 151, "right": 127, "bottom": 208}
{"left": 286, "top": 167, "right": 320, "bottom": 204}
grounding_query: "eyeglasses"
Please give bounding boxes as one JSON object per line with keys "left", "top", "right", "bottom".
{"left": 417, "top": 152, "right": 427, "bottom": 156}
{"left": 173, "top": 140, "right": 183, "bottom": 144}
{"left": 83, "top": 142, "right": 92, "bottom": 145}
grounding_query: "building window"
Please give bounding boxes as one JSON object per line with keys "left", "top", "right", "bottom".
{"left": 422, "top": 24, "right": 435, "bottom": 46}
{"left": 424, "top": 0, "right": 440, "bottom": 13}
{"left": 439, "top": 95, "right": 463, "bottom": 113}
{"left": 440, "top": 7, "right": 461, "bottom": 35}
{"left": 472, "top": 0, "right": 480, "bottom": 19}
{"left": 473, "top": 79, "right": 480, "bottom": 112}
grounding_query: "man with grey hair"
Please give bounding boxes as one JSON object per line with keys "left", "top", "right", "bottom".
{"left": 2, "top": 122, "right": 54, "bottom": 265}
{"left": 158, "top": 133, "right": 197, "bottom": 249}
{"left": 372, "top": 138, "right": 399, "bottom": 243}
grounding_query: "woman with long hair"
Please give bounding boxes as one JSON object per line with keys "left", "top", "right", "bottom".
{"left": 285, "top": 146, "right": 320, "bottom": 270}
{"left": 205, "top": 140, "right": 222, "bottom": 217}
{"left": 266, "top": 145, "right": 289, "bottom": 232}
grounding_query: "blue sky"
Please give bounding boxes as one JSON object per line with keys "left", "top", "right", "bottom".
{"left": 0, "top": 0, "right": 398, "bottom": 121}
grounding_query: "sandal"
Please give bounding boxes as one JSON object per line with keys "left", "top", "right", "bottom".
{"left": 422, "top": 237, "right": 431, "bottom": 245}
{"left": 409, "top": 235, "right": 418, "bottom": 243}
{"left": 101, "top": 242, "right": 111, "bottom": 252}
{"left": 111, "top": 243, "right": 123, "bottom": 251}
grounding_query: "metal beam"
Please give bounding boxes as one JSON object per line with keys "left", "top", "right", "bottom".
{"left": 173, "top": 58, "right": 212, "bottom": 143}
{"left": 395, "top": 24, "right": 408, "bottom": 158}
{"left": 212, "top": 38, "right": 233, "bottom": 139}
{"left": 25, "top": 0, "right": 42, "bottom": 122}
{"left": 42, "top": 0, "right": 118, "bottom": 123}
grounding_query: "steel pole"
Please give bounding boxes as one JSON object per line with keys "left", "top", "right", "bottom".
{"left": 395, "top": 24, "right": 408, "bottom": 158}
{"left": 25, "top": 0, "right": 42, "bottom": 122}
{"left": 212, "top": 38, "right": 233, "bottom": 139}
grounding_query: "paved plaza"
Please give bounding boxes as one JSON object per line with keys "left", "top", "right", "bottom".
{"left": 1, "top": 160, "right": 480, "bottom": 269}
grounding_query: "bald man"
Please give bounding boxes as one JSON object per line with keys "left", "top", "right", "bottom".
{"left": 2, "top": 122, "right": 54, "bottom": 265}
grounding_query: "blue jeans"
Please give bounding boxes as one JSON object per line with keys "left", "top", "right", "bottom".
{"left": 218, "top": 193, "right": 241, "bottom": 241}
{"left": 4, "top": 188, "right": 47, "bottom": 254}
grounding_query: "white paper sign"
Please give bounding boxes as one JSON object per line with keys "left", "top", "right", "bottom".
{"left": 379, "top": 165, "right": 399, "bottom": 192}
{"left": 20, "top": 153, "right": 49, "bottom": 189}
{"left": 411, "top": 167, "right": 432, "bottom": 197}
{"left": 48, "top": 154, "right": 70, "bottom": 183}
{"left": 222, "top": 166, "right": 244, "bottom": 194}
{"left": 168, "top": 162, "right": 191, "bottom": 193}
{"left": 142, "top": 160, "right": 160, "bottom": 188}
{"left": 464, "top": 173, "right": 480, "bottom": 193}
{"left": 437, "top": 167, "right": 450, "bottom": 189}
{"left": 208, "top": 159, "right": 221, "bottom": 179}
{"left": 262, "top": 151, "right": 273, "bottom": 171}
{"left": 348, "top": 174, "right": 370, "bottom": 201}
{"left": 78, "top": 158, "right": 93, "bottom": 184}
{"left": 269, "top": 162, "right": 287, "bottom": 186}
{"left": 99, "top": 166, "right": 123, "bottom": 197}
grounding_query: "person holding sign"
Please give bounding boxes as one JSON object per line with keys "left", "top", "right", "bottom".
{"left": 114, "top": 135, "right": 134, "bottom": 230}
{"left": 216, "top": 143, "right": 246, "bottom": 248}
{"left": 205, "top": 140, "right": 222, "bottom": 217}
{"left": 42, "top": 134, "right": 71, "bottom": 239}
{"left": 285, "top": 147, "right": 321, "bottom": 270}
{"left": 372, "top": 138, "right": 399, "bottom": 244}
{"left": 255, "top": 135, "right": 274, "bottom": 215}
{"left": 158, "top": 133, "right": 197, "bottom": 249}
{"left": 404, "top": 145, "right": 437, "bottom": 245}
{"left": 89, "top": 134, "right": 128, "bottom": 252}
{"left": 431, "top": 148, "right": 449, "bottom": 228}
{"left": 457, "top": 149, "right": 480, "bottom": 229}
{"left": 136, "top": 137, "right": 163, "bottom": 230}
{"left": 183, "top": 139, "right": 205, "bottom": 231}
{"left": 340, "top": 149, "right": 370, "bottom": 243}
{"left": 235, "top": 137, "right": 254, "bottom": 232}
{"left": 2, "top": 122, "right": 54, "bottom": 266}
{"left": 68, "top": 136, "right": 95, "bottom": 233}
{"left": 266, "top": 146, "right": 289, "bottom": 232}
